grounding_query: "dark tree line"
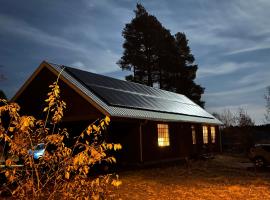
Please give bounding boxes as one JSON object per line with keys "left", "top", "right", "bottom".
{"left": 212, "top": 108, "right": 254, "bottom": 128}
{"left": 118, "top": 4, "right": 204, "bottom": 107}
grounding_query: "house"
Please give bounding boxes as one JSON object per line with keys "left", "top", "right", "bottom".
{"left": 12, "top": 61, "right": 222, "bottom": 165}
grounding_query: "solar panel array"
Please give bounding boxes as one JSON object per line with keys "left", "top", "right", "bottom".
{"left": 65, "top": 67, "right": 214, "bottom": 119}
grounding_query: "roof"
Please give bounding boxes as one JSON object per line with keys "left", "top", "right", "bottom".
{"left": 12, "top": 61, "right": 221, "bottom": 125}
{"left": 46, "top": 62, "right": 221, "bottom": 125}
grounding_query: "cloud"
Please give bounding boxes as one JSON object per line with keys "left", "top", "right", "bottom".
{"left": 205, "top": 67, "right": 270, "bottom": 98}
{"left": 225, "top": 44, "right": 270, "bottom": 55}
{"left": 237, "top": 70, "right": 270, "bottom": 86}
{"left": 206, "top": 83, "right": 267, "bottom": 97}
{"left": 70, "top": 61, "right": 97, "bottom": 73}
{"left": 0, "top": 13, "right": 124, "bottom": 73}
{"left": 153, "top": 0, "right": 270, "bottom": 60}
{"left": 198, "top": 62, "right": 256, "bottom": 77}
{"left": 0, "top": 14, "right": 91, "bottom": 54}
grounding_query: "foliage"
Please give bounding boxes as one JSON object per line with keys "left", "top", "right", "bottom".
{"left": 212, "top": 109, "right": 237, "bottom": 128}
{"left": 213, "top": 107, "right": 254, "bottom": 128}
{"left": 214, "top": 108, "right": 254, "bottom": 153}
{"left": 236, "top": 108, "right": 254, "bottom": 127}
{"left": 0, "top": 75, "right": 122, "bottom": 199}
{"left": 264, "top": 86, "right": 270, "bottom": 123}
{"left": 118, "top": 3, "right": 204, "bottom": 107}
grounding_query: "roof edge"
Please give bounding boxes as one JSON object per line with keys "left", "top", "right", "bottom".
{"left": 12, "top": 61, "right": 110, "bottom": 117}
{"left": 11, "top": 60, "right": 48, "bottom": 102}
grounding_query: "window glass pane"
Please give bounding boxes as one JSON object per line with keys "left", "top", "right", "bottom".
{"left": 191, "top": 125, "right": 196, "bottom": 144}
{"left": 202, "top": 126, "right": 208, "bottom": 144}
{"left": 157, "top": 124, "right": 170, "bottom": 147}
{"left": 211, "top": 126, "right": 216, "bottom": 143}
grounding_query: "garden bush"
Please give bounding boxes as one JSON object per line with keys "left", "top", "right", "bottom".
{"left": 0, "top": 73, "right": 121, "bottom": 199}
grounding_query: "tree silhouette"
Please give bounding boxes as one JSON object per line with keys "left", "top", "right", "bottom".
{"left": 118, "top": 4, "right": 204, "bottom": 107}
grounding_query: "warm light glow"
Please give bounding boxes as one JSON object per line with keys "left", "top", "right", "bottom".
{"left": 202, "top": 126, "right": 208, "bottom": 144}
{"left": 191, "top": 125, "right": 196, "bottom": 144}
{"left": 211, "top": 126, "right": 216, "bottom": 143}
{"left": 157, "top": 124, "right": 170, "bottom": 147}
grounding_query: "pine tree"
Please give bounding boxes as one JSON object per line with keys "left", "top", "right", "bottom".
{"left": 172, "top": 32, "right": 205, "bottom": 107}
{"left": 118, "top": 4, "right": 205, "bottom": 107}
{"left": 118, "top": 4, "right": 172, "bottom": 87}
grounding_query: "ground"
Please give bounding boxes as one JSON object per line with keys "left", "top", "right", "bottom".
{"left": 114, "top": 154, "right": 270, "bottom": 200}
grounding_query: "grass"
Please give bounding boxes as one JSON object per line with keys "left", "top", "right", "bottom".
{"left": 115, "top": 154, "right": 270, "bottom": 200}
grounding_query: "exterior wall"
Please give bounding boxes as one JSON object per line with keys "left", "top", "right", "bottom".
{"left": 15, "top": 67, "right": 103, "bottom": 121}
{"left": 141, "top": 121, "right": 185, "bottom": 162}
{"left": 107, "top": 120, "right": 141, "bottom": 164}
{"left": 192, "top": 124, "right": 221, "bottom": 155}
{"left": 107, "top": 119, "right": 221, "bottom": 165}
{"left": 140, "top": 121, "right": 220, "bottom": 163}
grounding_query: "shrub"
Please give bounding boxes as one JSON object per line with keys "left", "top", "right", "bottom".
{"left": 0, "top": 74, "right": 122, "bottom": 199}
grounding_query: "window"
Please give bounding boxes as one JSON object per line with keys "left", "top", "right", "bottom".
{"left": 210, "top": 126, "right": 216, "bottom": 143}
{"left": 202, "top": 126, "right": 208, "bottom": 144}
{"left": 157, "top": 124, "right": 170, "bottom": 147}
{"left": 191, "top": 125, "right": 196, "bottom": 144}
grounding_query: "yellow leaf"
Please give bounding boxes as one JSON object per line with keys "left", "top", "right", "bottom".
{"left": 5, "top": 159, "right": 12, "bottom": 166}
{"left": 111, "top": 157, "right": 116, "bottom": 163}
{"left": 8, "top": 127, "right": 15, "bottom": 132}
{"left": 111, "top": 180, "right": 122, "bottom": 187}
{"left": 107, "top": 144, "right": 113, "bottom": 150}
{"left": 4, "top": 135, "right": 10, "bottom": 142}
{"left": 84, "top": 166, "right": 89, "bottom": 174}
{"left": 5, "top": 171, "right": 9, "bottom": 177}
{"left": 114, "top": 143, "right": 122, "bottom": 150}
{"left": 100, "top": 121, "right": 105, "bottom": 128}
{"left": 105, "top": 116, "right": 110, "bottom": 125}
{"left": 92, "top": 194, "right": 99, "bottom": 200}
{"left": 93, "top": 125, "right": 99, "bottom": 132}
{"left": 95, "top": 178, "right": 100, "bottom": 186}
{"left": 65, "top": 171, "right": 70, "bottom": 179}
{"left": 43, "top": 107, "right": 48, "bottom": 112}
{"left": 86, "top": 126, "right": 92, "bottom": 135}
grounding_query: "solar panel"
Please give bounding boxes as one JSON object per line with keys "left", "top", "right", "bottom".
{"left": 64, "top": 67, "right": 213, "bottom": 119}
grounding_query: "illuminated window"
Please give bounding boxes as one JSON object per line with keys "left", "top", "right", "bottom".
{"left": 157, "top": 124, "right": 170, "bottom": 147}
{"left": 211, "top": 126, "right": 216, "bottom": 143}
{"left": 191, "top": 125, "right": 196, "bottom": 144}
{"left": 202, "top": 126, "right": 208, "bottom": 144}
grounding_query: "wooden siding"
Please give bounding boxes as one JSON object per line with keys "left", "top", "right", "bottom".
{"left": 15, "top": 67, "right": 103, "bottom": 121}
{"left": 139, "top": 121, "right": 220, "bottom": 163}
{"left": 107, "top": 121, "right": 141, "bottom": 164}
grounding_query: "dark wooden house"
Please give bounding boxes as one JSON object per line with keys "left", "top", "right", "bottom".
{"left": 12, "top": 61, "right": 222, "bottom": 165}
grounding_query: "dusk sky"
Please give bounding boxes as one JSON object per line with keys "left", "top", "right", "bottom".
{"left": 0, "top": 0, "right": 269, "bottom": 124}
